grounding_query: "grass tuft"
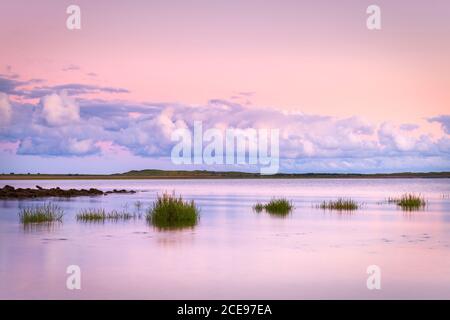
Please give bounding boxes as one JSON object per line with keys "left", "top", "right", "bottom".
{"left": 147, "top": 192, "right": 199, "bottom": 230}
{"left": 318, "top": 198, "right": 359, "bottom": 211}
{"left": 19, "top": 203, "right": 64, "bottom": 224}
{"left": 76, "top": 208, "right": 138, "bottom": 222}
{"left": 264, "top": 198, "right": 293, "bottom": 215}
{"left": 76, "top": 208, "right": 106, "bottom": 221}
{"left": 390, "top": 193, "right": 426, "bottom": 211}
{"left": 253, "top": 198, "right": 293, "bottom": 215}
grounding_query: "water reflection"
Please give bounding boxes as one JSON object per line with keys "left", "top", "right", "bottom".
{"left": 21, "top": 221, "right": 63, "bottom": 233}
{"left": 155, "top": 231, "right": 196, "bottom": 247}
{"left": 0, "top": 178, "right": 449, "bottom": 299}
{"left": 147, "top": 219, "right": 199, "bottom": 231}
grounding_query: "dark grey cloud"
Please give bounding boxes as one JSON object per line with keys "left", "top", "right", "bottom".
{"left": 0, "top": 72, "right": 128, "bottom": 99}
{"left": 79, "top": 99, "right": 160, "bottom": 117}
{"left": 18, "top": 83, "right": 129, "bottom": 99}
{"left": 62, "top": 64, "right": 81, "bottom": 72}
{"left": 0, "top": 75, "right": 44, "bottom": 96}
{"left": 237, "top": 91, "right": 255, "bottom": 97}
{"left": 0, "top": 76, "right": 26, "bottom": 95}
{"left": 429, "top": 115, "right": 450, "bottom": 135}
{"left": 400, "top": 123, "right": 419, "bottom": 131}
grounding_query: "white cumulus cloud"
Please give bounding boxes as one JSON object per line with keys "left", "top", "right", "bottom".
{"left": 41, "top": 91, "right": 80, "bottom": 126}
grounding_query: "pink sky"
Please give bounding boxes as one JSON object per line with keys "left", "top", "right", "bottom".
{"left": 1, "top": 0, "right": 449, "bottom": 121}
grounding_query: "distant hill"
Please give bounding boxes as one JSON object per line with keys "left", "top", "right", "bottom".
{"left": 1, "top": 170, "right": 449, "bottom": 180}
{"left": 116, "top": 170, "right": 450, "bottom": 179}
{"left": 115, "top": 169, "right": 257, "bottom": 178}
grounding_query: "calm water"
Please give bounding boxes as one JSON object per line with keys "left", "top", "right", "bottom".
{"left": 0, "top": 179, "right": 449, "bottom": 299}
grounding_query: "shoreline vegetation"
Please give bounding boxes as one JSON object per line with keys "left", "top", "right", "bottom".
{"left": 0, "top": 169, "right": 449, "bottom": 180}
{"left": 16, "top": 191, "right": 429, "bottom": 226}
{"left": 0, "top": 185, "right": 136, "bottom": 199}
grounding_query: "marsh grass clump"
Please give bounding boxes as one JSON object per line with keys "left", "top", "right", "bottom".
{"left": 19, "top": 203, "right": 64, "bottom": 224}
{"left": 253, "top": 198, "right": 293, "bottom": 216}
{"left": 318, "top": 198, "right": 359, "bottom": 211}
{"left": 76, "top": 208, "right": 106, "bottom": 221}
{"left": 394, "top": 194, "right": 426, "bottom": 211}
{"left": 263, "top": 198, "right": 293, "bottom": 215}
{"left": 147, "top": 192, "right": 199, "bottom": 230}
{"left": 76, "top": 208, "right": 138, "bottom": 222}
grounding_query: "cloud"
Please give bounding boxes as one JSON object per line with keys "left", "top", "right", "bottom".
{"left": 0, "top": 77, "right": 449, "bottom": 172}
{"left": 23, "top": 83, "right": 130, "bottom": 99}
{"left": 378, "top": 122, "right": 416, "bottom": 151}
{"left": 41, "top": 91, "right": 80, "bottom": 126}
{"left": 17, "top": 137, "right": 100, "bottom": 156}
{"left": 62, "top": 64, "right": 81, "bottom": 72}
{"left": 0, "top": 92, "right": 12, "bottom": 125}
{"left": 429, "top": 115, "right": 450, "bottom": 135}
{"left": 400, "top": 123, "right": 419, "bottom": 131}
{"left": 0, "top": 76, "right": 25, "bottom": 95}
{"left": 0, "top": 75, "right": 45, "bottom": 98}
{"left": 0, "top": 74, "right": 128, "bottom": 99}
{"left": 52, "top": 83, "right": 129, "bottom": 94}
{"left": 4, "top": 96, "right": 448, "bottom": 162}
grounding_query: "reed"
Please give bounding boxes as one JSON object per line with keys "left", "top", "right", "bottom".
{"left": 253, "top": 198, "right": 293, "bottom": 215}
{"left": 76, "top": 208, "right": 138, "bottom": 222}
{"left": 263, "top": 198, "right": 293, "bottom": 215}
{"left": 19, "top": 203, "right": 64, "bottom": 224}
{"left": 318, "top": 198, "right": 359, "bottom": 211}
{"left": 396, "top": 194, "right": 426, "bottom": 210}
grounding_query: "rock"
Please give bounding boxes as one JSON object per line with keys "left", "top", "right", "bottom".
{"left": 0, "top": 185, "right": 136, "bottom": 199}
{"left": 2, "top": 185, "right": 15, "bottom": 191}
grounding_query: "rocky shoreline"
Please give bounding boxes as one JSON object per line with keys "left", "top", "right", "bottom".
{"left": 0, "top": 185, "right": 136, "bottom": 199}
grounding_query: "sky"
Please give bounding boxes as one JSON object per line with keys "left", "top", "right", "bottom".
{"left": 0, "top": 0, "right": 449, "bottom": 174}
